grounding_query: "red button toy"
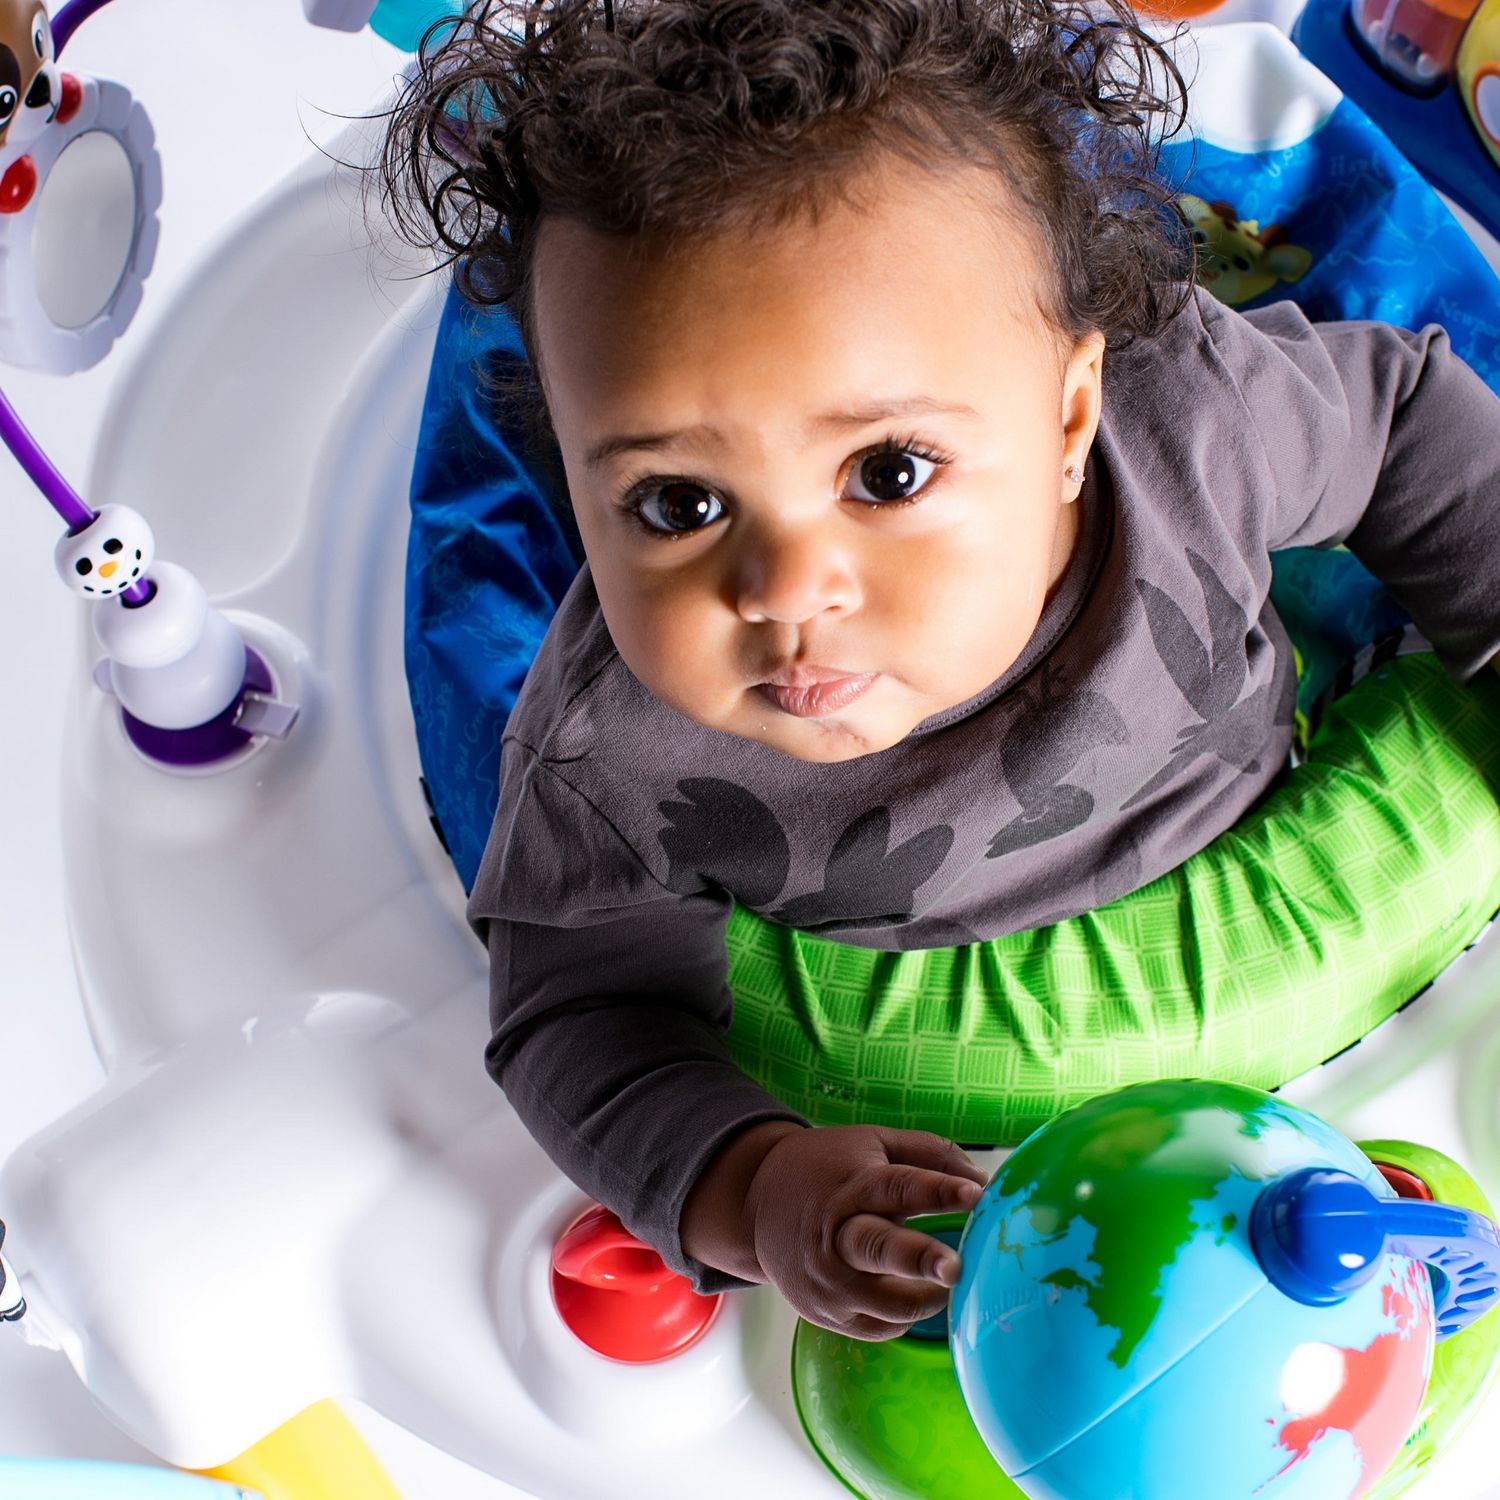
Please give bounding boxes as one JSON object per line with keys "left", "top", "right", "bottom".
{"left": 551, "top": 1203, "right": 722, "bottom": 1363}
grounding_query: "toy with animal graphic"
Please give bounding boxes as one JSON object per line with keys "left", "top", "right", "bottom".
{"left": 1174, "top": 194, "right": 1314, "bottom": 304}
{"left": 1295, "top": 0, "right": 1500, "bottom": 243}
{"left": 0, "top": 0, "right": 159, "bottom": 372}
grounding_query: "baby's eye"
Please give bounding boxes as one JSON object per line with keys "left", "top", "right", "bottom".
{"left": 622, "top": 437, "right": 947, "bottom": 538}
{"left": 843, "top": 445, "right": 940, "bottom": 506}
{"left": 634, "top": 481, "right": 724, "bottom": 536}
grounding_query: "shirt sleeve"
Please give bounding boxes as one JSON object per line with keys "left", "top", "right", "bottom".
{"left": 465, "top": 735, "right": 812, "bottom": 1297}
{"left": 1201, "top": 291, "right": 1500, "bottom": 682}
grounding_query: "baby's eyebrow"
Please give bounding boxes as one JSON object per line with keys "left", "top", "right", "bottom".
{"left": 584, "top": 395, "right": 983, "bottom": 471}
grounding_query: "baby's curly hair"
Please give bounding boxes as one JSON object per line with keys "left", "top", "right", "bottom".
{"left": 378, "top": 0, "right": 1196, "bottom": 468}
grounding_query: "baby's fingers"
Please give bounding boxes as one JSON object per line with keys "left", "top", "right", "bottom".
{"left": 876, "top": 1127, "right": 991, "bottom": 1188}
{"left": 835, "top": 1213, "right": 963, "bottom": 1288}
{"left": 858, "top": 1161, "right": 984, "bottom": 1223}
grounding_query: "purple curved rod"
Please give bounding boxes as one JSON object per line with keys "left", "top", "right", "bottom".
{"left": 0, "top": 385, "right": 93, "bottom": 529}
{"left": 53, "top": 0, "right": 117, "bottom": 57}
{"left": 1, "top": 387, "right": 152, "bottom": 604}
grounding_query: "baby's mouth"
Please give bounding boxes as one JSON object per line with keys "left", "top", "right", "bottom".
{"left": 756, "top": 674, "right": 877, "bottom": 718}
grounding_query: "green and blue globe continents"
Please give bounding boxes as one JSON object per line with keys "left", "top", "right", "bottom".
{"left": 949, "top": 1079, "right": 1435, "bottom": 1500}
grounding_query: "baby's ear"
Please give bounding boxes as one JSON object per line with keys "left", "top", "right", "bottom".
{"left": 1058, "top": 328, "right": 1105, "bottom": 465}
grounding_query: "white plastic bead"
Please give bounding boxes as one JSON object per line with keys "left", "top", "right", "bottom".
{"left": 93, "top": 558, "right": 207, "bottom": 670}
{"left": 54, "top": 503, "right": 154, "bottom": 599}
{"left": 107, "top": 605, "right": 247, "bottom": 728}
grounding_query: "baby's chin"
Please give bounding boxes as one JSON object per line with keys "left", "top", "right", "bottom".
{"left": 723, "top": 692, "right": 913, "bottom": 763}
{"left": 643, "top": 671, "right": 915, "bottom": 761}
{"left": 747, "top": 719, "right": 891, "bottom": 762}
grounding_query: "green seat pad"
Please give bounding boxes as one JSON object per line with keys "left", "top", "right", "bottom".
{"left": 723, "top": 653, "right": 1500, "bottom": 1145}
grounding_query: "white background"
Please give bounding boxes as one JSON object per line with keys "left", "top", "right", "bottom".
{"left": 3, "top": 2, "right": 1500, "bottom": 1498}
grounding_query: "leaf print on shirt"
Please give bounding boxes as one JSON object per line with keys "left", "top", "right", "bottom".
{"left": 771, "top": 806, "right": 955, "bottom": 932}
{"left": 657, "top": 777, "right": 790, "bottom": 904}
{"left": 986, "top": 659, "right": 1130, "bottom": 859}
{"left": 1120, "top": 548, "right": 1277, "bottom": 812}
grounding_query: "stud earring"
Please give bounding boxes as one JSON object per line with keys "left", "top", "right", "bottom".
{"left": 1064, "top": 463, "right": 1084, "bottom": 484}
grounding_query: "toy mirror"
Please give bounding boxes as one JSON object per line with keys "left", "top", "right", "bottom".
{"left": 0, "top": 74, "right": 160, "bottom": 373}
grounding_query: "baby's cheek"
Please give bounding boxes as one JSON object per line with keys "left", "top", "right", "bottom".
{"left": 623, "top": 603, "right": 747, "bottom": 720}
{"left": 903, "top": 547, "right": 1044, "bottom": 688}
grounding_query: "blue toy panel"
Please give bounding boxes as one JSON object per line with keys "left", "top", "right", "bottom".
{"left": 406, "top": 71, "right": 1500, "bottom": 897}
{"left": 1158, "top": 95, "right": 1500, "bottom": 378}
{"left": 1294, "top": 0, "right": 1500, "bottom": 254}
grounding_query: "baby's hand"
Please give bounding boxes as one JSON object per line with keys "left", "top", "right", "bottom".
{"left": 744, "top": 1124, "right": 989, "bottom": 1341}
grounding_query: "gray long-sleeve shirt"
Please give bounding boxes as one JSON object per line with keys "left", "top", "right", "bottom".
{"left": 465, "top": 284, "right": 1500, "bottom": 1296}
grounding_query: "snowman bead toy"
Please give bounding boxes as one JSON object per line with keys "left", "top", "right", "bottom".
{"left": 53, "top": 500, "right": 151, "bottom": 599}
{"left": 53, "top": 504, "right": 299, "bottom": 762}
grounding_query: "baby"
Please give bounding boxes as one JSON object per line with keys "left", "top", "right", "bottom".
{"left": 381, "top": 0, "right": 1500, "bottom": 1341}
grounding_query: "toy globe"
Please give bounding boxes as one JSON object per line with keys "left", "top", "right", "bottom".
{"left": 949, "top": 1079, "right": 1500, "bottom": 1500}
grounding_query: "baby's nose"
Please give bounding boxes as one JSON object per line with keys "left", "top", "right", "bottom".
{"left": 735, "top": 530, "right": 860, "bottom": 624}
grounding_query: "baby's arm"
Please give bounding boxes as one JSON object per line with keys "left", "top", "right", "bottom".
{"left": 469, "top": 737, "right": 985, "bottom": 1332}
{"left": 1203, "top": 294, "right": 1500, "bottom": 680}
{"left": 478, "top": 886, "right": 806, "bottom": 1298}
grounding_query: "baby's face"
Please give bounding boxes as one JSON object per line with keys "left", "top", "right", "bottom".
{"left": 531, "top": 150, "right": 1105, "bottom": 762}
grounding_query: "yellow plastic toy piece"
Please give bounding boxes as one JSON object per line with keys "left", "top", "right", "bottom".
{"left": 189, "top": 1400, "right": 404, "bottom": 1500}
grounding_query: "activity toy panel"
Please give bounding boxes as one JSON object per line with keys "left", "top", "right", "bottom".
{"left": 0, "top": 51, "right": 160, "bottom": 374}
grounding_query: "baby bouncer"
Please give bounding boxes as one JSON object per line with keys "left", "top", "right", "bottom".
{"left": 3, "top": 3, "right": 1500, "bottom": 1498}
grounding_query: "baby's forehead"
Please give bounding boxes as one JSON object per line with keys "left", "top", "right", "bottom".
{"left": 535, "top": 169, "right": 1065, "bottom": 362}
